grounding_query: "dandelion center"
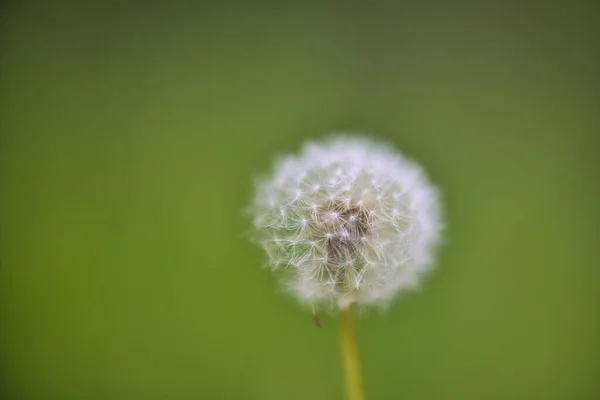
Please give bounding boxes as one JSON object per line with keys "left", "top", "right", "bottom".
{"left": 315, "top": 200, "right": 372, "bottom": 292}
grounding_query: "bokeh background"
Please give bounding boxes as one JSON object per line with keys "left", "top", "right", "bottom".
{"left": 1, "top": 1, "right": 599, "bottom": 399}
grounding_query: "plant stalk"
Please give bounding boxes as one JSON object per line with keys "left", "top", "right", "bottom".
{"left": 339, "top": 304, "right": 364, "bottom": 400}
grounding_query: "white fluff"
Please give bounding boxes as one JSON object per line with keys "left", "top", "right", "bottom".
{"left": 251, "top": 135, "right": 443, "bottom": 310}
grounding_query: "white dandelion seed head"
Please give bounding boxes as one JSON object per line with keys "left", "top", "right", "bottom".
{"left": 251, "top": 135, "right": 443, "bottom": 310}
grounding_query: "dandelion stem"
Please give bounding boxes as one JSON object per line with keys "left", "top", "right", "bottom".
{"left": 339, "top": 304, "right": 364, "bottom": 400}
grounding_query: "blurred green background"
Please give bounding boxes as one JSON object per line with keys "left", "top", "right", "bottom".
{"left": 1, "top": 1, "right": 599, "bottom": 399}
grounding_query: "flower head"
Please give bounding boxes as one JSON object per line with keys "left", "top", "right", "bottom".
{"left": 251, "top": 135, "right": 442, "bottom": 310}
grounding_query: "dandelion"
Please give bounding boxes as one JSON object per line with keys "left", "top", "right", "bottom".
{"left": 252, "top": 135, "right": 442, "bottom": 309}
{"left": 250, "top": 135, "right": 443, "bottom": 400}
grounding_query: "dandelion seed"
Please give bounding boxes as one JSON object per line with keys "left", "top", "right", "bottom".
{"left": 251, "top": 135, "right": 443, "bottom": 310}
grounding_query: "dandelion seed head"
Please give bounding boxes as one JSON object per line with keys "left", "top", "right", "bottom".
{"left": 251, "top": 135, "right": 443, "bottom": 310}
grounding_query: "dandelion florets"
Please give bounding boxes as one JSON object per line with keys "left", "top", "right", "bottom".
{"left": 251, "top": 135, "right": 442, "bottom": 310}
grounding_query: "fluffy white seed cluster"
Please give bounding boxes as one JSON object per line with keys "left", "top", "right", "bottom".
{"left": 251, "top": 136, "right": 442, "bottom": 310}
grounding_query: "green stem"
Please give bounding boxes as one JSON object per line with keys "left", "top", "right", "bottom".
{"left": 339, "top": 304, "right": 365, "bottom": 400}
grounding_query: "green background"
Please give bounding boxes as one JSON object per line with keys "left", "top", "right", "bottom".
{"left": 1, "top": 1, "right": 598, "bottom": 399}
